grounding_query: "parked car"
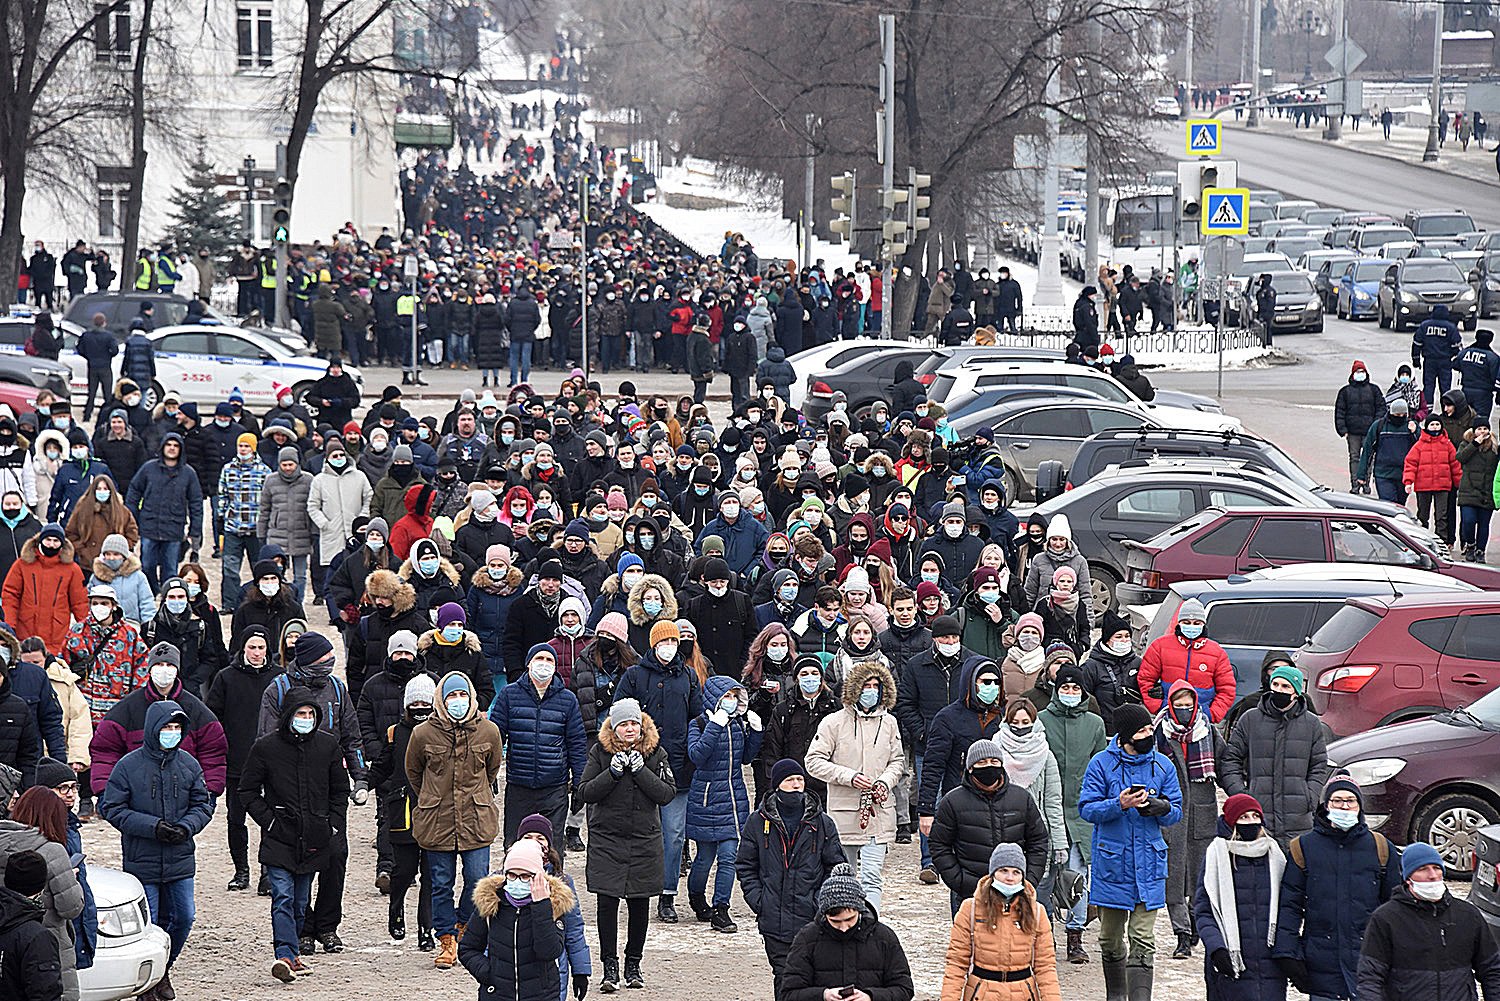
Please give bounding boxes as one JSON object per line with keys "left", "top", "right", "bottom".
{"left": 911, "top": 344, "right": 1067, "bottom": 390}
{"left": 785, "top": 341, "right": 918, "bottom": 409}
{"left": 940, "top": 384, "right": 1100, "bottom": 423}
{"left": 801, "top": 346, "right": 931, "bottom": 421}
{"left": 1377, "top": 257, "right": 1479, "bottom": 331}
{"left": 79, "top": 865, "right": 171, "bottom": 1000}
{"left": 1118, "top": 507, "right": 1500, "bottom": 608}
{"left": 1300, "top": 593, "right": 1500, "bottom": 739}
{"left": 1151, "top": 96, "right": 1181, "bottom": 117}
{"left": 1238, "top": 270, "right": 1322, "bottom": 334}
{"left": 1468, "top": 250, "right": 1500, "bottom": 318}
{"left": 0, "top": 319, "right": 73, "bottom": 393}
{"left": 1349, "top": 223, "right": 1416, "bottom": 256}
{"left": 1403, "top": 209, "right": 1479, "bottom": 240}
{"left": 61, "top": 291, "right": 307, "bottom": 355}
{"left": 1335, "top": 258, "right": 1397, "bottom": 320}
{"left": 1327, "top": 685, "right": 1500, "bottom": 876}
{"left": 1469, "top": 825, "right": 1500, "bottom": 926}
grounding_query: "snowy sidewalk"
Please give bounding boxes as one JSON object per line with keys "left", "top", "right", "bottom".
{"left": 1225, "top": 116, "right": 1500, "bottom": 186}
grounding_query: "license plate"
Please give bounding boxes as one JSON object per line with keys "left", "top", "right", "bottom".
{"left": 1478, "top": 859, "right": 1496, "bottom": 890}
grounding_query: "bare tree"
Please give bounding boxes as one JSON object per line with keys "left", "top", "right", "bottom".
{"left": 117, "top": 0, "right": 156, "bottom": 287}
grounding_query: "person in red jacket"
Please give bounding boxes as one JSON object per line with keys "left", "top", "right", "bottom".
{"left": 1403, "top": 414, "right": 1462, "bottom": 546}
{"left": 389, "top": 482, "right": 436, "bottom": 561}
{"left": 1, "top": 523, "right": 88, "bottom": 654}
{"left": 1136, "top": 598, "right": 1235, "bottom": 722}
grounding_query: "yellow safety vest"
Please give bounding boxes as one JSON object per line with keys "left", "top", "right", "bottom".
{"left": 134, "top": 258, "right": 153, "bottom": 291}
{"left": 396, "top": 294, "right": 416, "bottom": 317}
{"left": 259, "top": 258, "right": 276, "bottom": 289}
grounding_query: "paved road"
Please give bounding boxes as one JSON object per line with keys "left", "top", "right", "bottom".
{"left": 1150, "top": 124, "right": 1500, "bottom": 229}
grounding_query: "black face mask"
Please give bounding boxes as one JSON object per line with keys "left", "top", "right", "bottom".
{"left": 970, "top": 764, "right": 1004, "bottom": 787}
{"left": 1129, "top": 736, "right": 1155, "bottom": 754}
{"left": 1269, "top": 690, "right": 1296, "bottom": 711}
{"left": 1170, "top": 705, "right": 1195, "bottom": 726}
{"left": 774, "top": 790, "right": 805, "bottom": 817}
{"left": 850, "top": 538, "right": 868, "bottom": 555}
{"left": 39, "top": 540, "right": 60, "bottom": 556}
{"left": 439, "top": 472, "right": 457, "bottom": 484}
{"left": 1235, "top": 822, "right": 1262, "bottom": 842}
{"left": 406, "top": 707, "right": 432, "bottom": 724}
{"left": 391, "top": 656, "right": 416, "bottom": 677}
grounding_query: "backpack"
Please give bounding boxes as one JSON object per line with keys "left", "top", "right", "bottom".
{"left": 1288, "top": 830, "right": 1389, "bottom": 870}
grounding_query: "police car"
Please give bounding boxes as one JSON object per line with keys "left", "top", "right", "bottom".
{"left": 56, "top": 323, "right": 362, "bottom": 409}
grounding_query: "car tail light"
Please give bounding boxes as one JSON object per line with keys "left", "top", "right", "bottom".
{"left": 810, "top": 380, "right": 833, "bottom": 398}
{"left": 1131, "top": 569, "right": 1162, "bottom": 588}
{"left": 1064, "top": 481, "right": 1074, "bottom": 491}
{"left": 1316, "top": 665, "right": 1379, "bottom": 693}
{"left": 917, "top": 373, "right": 935, "bottom": 385}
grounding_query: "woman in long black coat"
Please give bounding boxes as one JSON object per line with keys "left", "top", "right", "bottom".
{"left": 472, "top": 295, "right": 507, "bottom": 387}
{"left": 1194, "top": 794, "right": 1289, "bottom": 1001}
{"left": 576, "top": 700, "right": 676, "bottom": 989}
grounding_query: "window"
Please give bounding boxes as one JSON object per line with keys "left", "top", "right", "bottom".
{"left": 1307, "top": 604, "right": 1383, "bottom": 653}
{"left": 1087, "top": 408, "right": 1147, "bottom": 434}
{"left": 1209, "top": 488, "right": 1273, "bottom": 508}
{"left": 1409, "top": 616, "right": 1460, "bottom": 655}
{"left": 1204, "top": 600, "right": 1318, "bottom": 648}
{"left": 1007, "top": 408, "right": 1089, "bottom": 438}
{"left": 237, "top": 3, "right": 272, "bottom": 69}
{"left": 94, "top": 2, "right": 131, "bottom": 64}
{"left": 96, "top": 167, "right": 130, "bottom": 240}
{"left": 1246, "top": 517, "right": 1325, "bottom": 561}
{"left": 212, "top": 334, "right": 268, "bottom": 359}
{"left": 1330, "top": 520, "right": 1423, "bottom": 566}
{"left": 1062, "top": 375, "right": 1130, "bottom": 403}
{"left": 1451, "top": 614, "right": 1500, "bottom": 662}
{"left": 0, "top": 322, "right": 30, "bottom": 347}
{"left": 1190, "top": 517, "right": 1255, "bottom": 557}
{"left": 155, "top": 333, "right": 214, "bottom": 354}
{"left": 1112, "top": 488, "right": 1195, "bottom": 524}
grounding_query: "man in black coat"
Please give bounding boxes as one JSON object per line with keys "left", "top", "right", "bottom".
{"left": 0, "top": 850, "right": 64, "bottom": 1000}
{"left": 308, "top": 359, "right": 361, "bottom": 431}
{"left": 204, "top": 625, "right": 281, "bottom": 891}
{"left": 995, "top": 267, "right": 1024, "bottom": 334}
{"left": 1072, "top": 286, "right": 1101, "bottom": 350}
{"left": 501, "top": 560, "right": 567, "bottom": 685}
{"left": 680, "top": 557, "right": 753, "bottom": 676}
{"left": 780, "top": 863, "right": 915, "bottom": 1001}
{"left": 929, "top": 737, "right": 1049, "bottom": 914}
{"left": 939, "top": 295, "right": 974, "bottom": 346}
{"left": 736, "top": 758, "right": 845, "bottom": 1001}
{"left": 0, "top": 655, "right": 40, "bottom": 789}
{"left": 1334, "top": 360, "right": 1388, "bottom": 492}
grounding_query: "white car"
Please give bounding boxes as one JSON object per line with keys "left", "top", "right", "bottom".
{"left": 1151, "top": 96, "right": 1181, "bottom": 118}
{"left": 79, "top": 867, "right": 171, "bottom": 1001}
{"left": 60, "top": 325, "right": 363, "bottom": 410}
{"left": 786, "top": 340, "right": 917, "bottom": 409}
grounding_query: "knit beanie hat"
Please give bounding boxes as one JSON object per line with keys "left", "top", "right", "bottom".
{"left": 293, "top": 631, "right": 334, "bottom": 668}
{"left": 1015, "top": 612, "right": 1044, "bottom": 637}
{"left": 502, "top": 839, "right": 546, "bottom": 878}
{"left": 101, "top": 533, "right": 130, "bottom": 557}
{"left": 1222, "top": 793, "right": 1263, "bottom": 827}
{"left": 1322, "top": 776, "right": 1362, "bottom": 809}
{"left": 1401, "top": 841, "right": 1444, "bottom": 880}
{"left": 237, "top": 432, "right": 257, "bottom": 449}
{"left": 965, "top": 738, "right": 1004, "bottom": 769}
{"left": 436, "top": 602, "right": 466, "bottom": 629}
{"left": 817, "top": 862, "right": 865, "bottom": 914}
{"left": 34, "top": 756, "right": 75, "bottom": 790}
{"left": 1269, "top": 664, "right": 1305, "bottom": 696}
{"left": 516, "top": 813, "right": 553, "bottom": 844}
{"left": 930, "top": 614, "right": 961, "bottom": 639}
{"left": 1053, "top": 664, "right": 1086, "bottom": 692}
{"left": 388, "top": 630, "right": 419, "bottom": 657}
{"left": 650, "top": 620, "right": 680, "bottom": 645}
{"left": 403, "top": 674, "right": 436, "bottom": 706}
{"left": 770, "top": 758, "right": 805, "bottom": 788}
{"left": 4, "top": 850, "right": 47, "bottom": 896}
{"left": 440, "top": 673, "right": 471, "bottom": 700}
{"left": 988, "top": 843, "right": 1026, "bottom": 877}
{"left": 608, "top": 698, "right": 642, "bottom": 728}
{"left": 597, "top": 612, "right": 630, "bottom": 643}
{"left": 1113, "top": 703, "right": 1154, "bottom": 740}
{"left": 148, "top": 641, "right": 180, "bottom": 669}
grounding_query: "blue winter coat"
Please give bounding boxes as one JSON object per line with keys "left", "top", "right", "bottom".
{"left": 1272, "top": 812, "right": 1401, "bottom": 1000}
{"left": 917, "top": 660, "right": 1005, "bottom": 814}
{"left": 1193, "top": 822, "right": 1287, "bottom": 1001}
{"left": 96, "top": 699, "right": 215, "bottom": 884}
{"left": 5, "top": 659, "right": 65, "bottom": 761}
{"left": 616, "top": 652, "right": 703, "bottom": 792}
{"left": 121, "top": 333, "right": 155, "bottom": 385}
{"left": 685, "top": 675, "right": 763, "bottom": 842}
{"left": 89, "top": 569, "right": 156, "bottom": 625}
{"left": 489, "top": 675, "right": 587, "bottom": 790}
{"left": 1077, "top": 737, "right": 1183, "bottom": 911}
{"left": 697, "top": 515, "right": 769, "bottom": 577}
{"left": 125, "top": 434, "right": 204, "bottom": 541}
{"left": 467, "top": 578, "right": 520, "bottom": 690}
{"left": 48, "top": 458, "right": 114, "bottom": 524}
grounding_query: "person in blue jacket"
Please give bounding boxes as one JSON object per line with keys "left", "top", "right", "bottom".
{"left": 514, "top": 813, "right": 592, "bottom": 1001}
{"left": 1078, "top": 702, "right": 1183, "bottom": 1001}
{"left": 467, "top": 543, "right": 522, "bottom": 697}
{"left": 685, "top": 674, "right": 763, "bottom": 934}
{"left": 48, "top": 429, "right": 113, "bottom": 524}
{"left": 697, "top": 491, "right": 770, "bottom": 577}
{"left": 1271, "top": 777, "right": 1401, "bottom": 1001}
{"left": 615, "top": 619, "right": 703, "bottom": 924}
{"left": 1412, "top": 303, "right": 1463, "bottom": 407}
{"left": 490, "top": 644, "right": 588, "bottom": 846}
{"left": 96, "top": 699, "right": 215, "bottom": 1001}
{"left": 587, "top": 552, "right": 639, "bottom": 630}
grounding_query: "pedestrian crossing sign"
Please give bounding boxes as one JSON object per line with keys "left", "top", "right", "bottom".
{"left": 1186, "top": 120, "right": 1222, "bottom": 155}
{"left": 1201, "top": 188, "right": 1250, "bottom": 235}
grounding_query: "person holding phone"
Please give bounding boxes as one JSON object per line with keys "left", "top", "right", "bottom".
{"left": 1078, "top": 703, "right": 1183, "bottom": 1001}
{"left": 780, "top": 862, "right": 914, "bottom": 1001}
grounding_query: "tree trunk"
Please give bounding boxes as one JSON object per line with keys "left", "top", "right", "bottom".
{"left": 893, "top": 228, "right": 929, "bottom": 339}
{"left": 119, "top": 0, "right": 156, "bottom": 289}
{"left": 0, "top": 152, "right": 28, "bottom": 305}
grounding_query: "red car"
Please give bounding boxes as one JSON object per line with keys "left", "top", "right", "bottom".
{"left": 0, "top": 381, "right": 42, "bottom": 418}
{"left": 1116, "top": 507, "right": 1500, "bottom": 607}
{"left": 1299, "top": 593, "right": 1500, "bottom": 738}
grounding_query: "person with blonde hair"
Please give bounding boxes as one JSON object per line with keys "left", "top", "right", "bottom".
{"left": 940, "top": 842, "right": 1060, "bottom": 1001}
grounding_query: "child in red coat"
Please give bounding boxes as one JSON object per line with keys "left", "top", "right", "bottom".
{"left": 1404, "top": 415, "right": 1462, "bottom": 545}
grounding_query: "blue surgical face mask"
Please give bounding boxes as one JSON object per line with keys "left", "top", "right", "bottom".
{"left": 642, "top": 598, "right": 663, "bottom": 616}
{"left": 921, "top": 570, "right": 939, "bottom": 584}
{"left": 291, "top": 716, "right": 316, "bottom": 735}
{"left": 367, "top": 537, "right": 384, "bottom": 552}
{"left": 94, "top": 488, "right": 111, "bottom": 503}
{"left": 976, "top": 682, "right": 1000, "bottom": 705}
{"left": 158, "top": 729, "right": 182, "bottom": 750}
{"left": 978, "top": 590, "right": 1000, "bottom": 605}
{"left": 1328, "top": 807, "right": 1360, "bottom": 830}
{"left": 1179, "top": 622, "right": 1204, "bottom": 640}
{"left": 639, "top": 535, "right": 656, "bottom": 551}
{"left": 504, "top": 878, "right": 532, "bottom": 901}
{"left": 165, "top": 597, "right": 188, "bottom": 615}
{"left": 779, "top": 585, "right": 799, "bottom": 602}
{"left": 1059, "top": 692, "right": 1083, "bottom": 708}
{"left": 719, "top": 697, "right": 738, "bottom": 716}
{"left": 994, "top": 879, "right": 1024, "bottom": 898}
{"left": 418, "top": 557, "right": 440, "bottom": 576}
{"left": 858, "top": 688, "right": 880, "bottom": 709}
{"left": 694, "top": 484, "right": 710, "bottom": 495}
{"left": 799, "top": 674, "right": 821, "bottom": 694}
{"left": 441, "top": 623, "right": 464, "bottom": 643}
{"left": 536, "top": 459, "right": 553, "bottom": 471}
{"left": 446, "top": 697, "right": 469, "bottom": 721}
{"left": 501, "top": 433, "right": 515, "bottom": 445}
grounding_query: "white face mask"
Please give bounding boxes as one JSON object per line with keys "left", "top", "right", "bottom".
{"left": 708, "top": 582, "right": 728, "bottom": 597}
{"left": 944, "top": 522, "right": 964, "bottom": 539}
{"left": 1107, "top": 638, "right": 1133, "bottom": 656}
{"left": 1410, "top": 879, "right": 1446, "bottom": 901}
{"left": 90, "top": 602, "right": 112, "bottom": 622}
{"left": 655, "top": 641, "right": 678, "bottom": 662}
{"left": 258, "top": 579, "right": 280, "bottom": 597}
{"left": 150, "top": 663, "right": 178, "bottom": 690}
{"left": 530, "top": 661, "right": 556, "bottom": 686}
{"left": 936, "top": 640, "right": 961, "bottom": 658}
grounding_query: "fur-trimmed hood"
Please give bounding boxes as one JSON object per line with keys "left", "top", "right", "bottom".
{"left": 91, "top": 549, "right": 143, "bottom": 582}
{"left": 397, "top": 555, "right": 461, "bottom": 588}
{"left": 18, "top": 534, "right": 74, "bottom": 565}
{"left": 625, "top": 572, "right": 677, "bottom": 626}
{"left": 470, "top": 564, "right": 523, "bottom": 595}
{"left": 471, "top": 872, "right": 575, "bottom": 921}
{"left": 363, "top": 567, "right": 416, "bottom": 614}
{"left": 417, "top": 627, "right": 482, "bottom": 654}
{"left": 841, "top": 659, "right": 897, "bottom": 713}
{"left": 34, "top": 428, "right": 67, "bottom": 460}
{"left": 597, "top": 712, "right": 661, "bottom": 755}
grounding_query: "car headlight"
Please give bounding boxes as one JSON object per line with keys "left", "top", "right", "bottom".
{"left": 1344, "top": 757, "right": 1406, "bottom": 786}
{"left": 1401, "top": 290, "right": 1420, "bottom": 303}
{"left": 1487, "top": 279, "right": 1500, "bottom": 290}
{"left": 1354, "top": 289, "right": 1370, "bottom": 300}
{"left": 98, "top": 900, "right": 146, "bottom": 938}
{"left": 1462, "top": 288, "right": 1477, "bottom": 300}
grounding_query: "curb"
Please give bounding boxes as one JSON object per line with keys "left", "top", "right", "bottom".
{"left": 1247, "top": 125, "right": 1493, "bottom": 185}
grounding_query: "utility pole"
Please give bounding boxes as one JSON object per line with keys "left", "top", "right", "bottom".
{"left": 580, "top": 174, "right": 590, "bottom": 379}
{"left": 1424, "top": 3, "right": 1444, "bottom": 161}
{"left": 1324, "top": 0, "right": 1347, "bottom": 140}
{"left": 879, "top": 13, "right": 896, "bottom": 338}
{"left": 1184, "top": 9, "right": 1195, "bottom": 117}
{"left": 271, "top": 143, "right": 290, "bottom": 330}
{"left": 1083, "top": 19, "right": 1101, "bottom": 295}
{"left": 1034, "top": 5, "right": 1064, "bottom": 310}
{"left": 803, "top": 115, "right": 816, "bottom": 270}
{"left": 1248, "top": 0, "right": 1263, "bottom": 126}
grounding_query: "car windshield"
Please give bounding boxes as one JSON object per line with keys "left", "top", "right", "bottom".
{"left": 1352, "top": 262, "right": 1388, "bottom": 280}
{"left": 1269, "top": 273, "right": 1315, "bottom": 293}
{"left": 1402, "top": 260, "right": 1465, "bottom": 282}
{"left": 1305, "top": 603, "right": 1382, "bottom": 652}
{"left": 1360, "top": 227, "right": 1412, "bottom": 244}
{"left": 1460, "top": 686, "right": 1500, "bottom": 728}
{"left": 1412, "top": 214, "right": 1476, "bottom": 237}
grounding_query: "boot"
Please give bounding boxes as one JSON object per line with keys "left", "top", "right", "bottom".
{"left": 1126, "top": 965, "right": 1154, "bottom": 1001}
{"left": 1103, "top": 959, "right": 1128, "bottom": 1001}
{"left": 624, "top": 957, "right": 645, "bottom": 988}
{"left": 416, "top": 927, "right": 435, "bottom": 952}
{"left": 258, "top": 869, "right": 272, "bottom": 896}
{"left": 600, "top": 958, "right": 620, "bottom": 994}
{"left": 688, "top": 891, "right": 712, "bottom": 922}
{"left": 227, "top": 867, "right": 250, "bottom": 892}
{"left": 709, "top": 903, "right": 737, "bottom": 933}
{"left": 656, "top": 895, "right": 678, "bottom": 923}
{"left": 1172, "top": 932, "right": 1193, "bottom": 960}
{"left": 389, "top": 913, "right": 406, "bottom": 941}
{"left": 155, "top": 972, "right": 176, "bottom": 1001}
{"left": 434, "top": 933, "right": 458, "bottom": 968}
{"left": 376, "top": 871, "right": 391, "bottom": 895}
{"left": 1066, "top": 928, "right": 1089, "bottom": 964}
{"left": 565, "top": 827, "right": 586, "bottom": 853}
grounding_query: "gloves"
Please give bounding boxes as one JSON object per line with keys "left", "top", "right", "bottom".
{"left": 154, "top": 820, "right": 188, "bottom": 844}
{"left": 573, "top": 973, "right": 589, "bottom": 1000}
{"left": 626, "top": 750, "right": 645, "bottom": 772}
{"left": 1275, "top": 956, "right": 1310, "bottom": 992}
{"left": 340, "top": 604, "right": 360, "bottom": 625}
{"left": 1211, "top": 948, "right": 1236, "bottom": 978}
{"left": 1053, "top": 848, "right": 1069, "bottom": 865}
{"left": 745, "top": 710, "right": 762, "bottom": 732}
{"left": 351, "top": 781, "right": 369, "bottom": 806}
{"left": 609, "top": 751, "right": 630, "bottom": 777}
{"left": 1137, "top": 795, "right": 1172, "bottom": 818}
{"left": 569, "top": 784, "right": 583, "bottom": 814}
{"left": 708, "top": 708, "right": 730, "bottom": 727}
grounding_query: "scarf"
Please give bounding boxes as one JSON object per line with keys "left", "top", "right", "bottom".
{"left": 1202, "top": 836, "right": 1285, "bottom": 976}
{"left": 1049, "top": 589, "right": 1079, "bottom": 614}
{"left": 1155, "top": 706, "right": 1216, "bottom": 782}
{"left": 999, "top": 719, "right": 1051, "bottom": 788}
{"left": 1003, "top": 644, "right": 1045, "bottom": 697}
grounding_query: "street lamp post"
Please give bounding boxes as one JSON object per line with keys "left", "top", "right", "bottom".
{"left": 242, "top": 155, "right": 256, "bottom": 238}
{"left": 1423, "top": 1, "right": 1444, "bottom": 161}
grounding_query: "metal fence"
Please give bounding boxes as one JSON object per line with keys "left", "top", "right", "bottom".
{"left": 893, "top": 320, "right": 1265, "bottom": 353}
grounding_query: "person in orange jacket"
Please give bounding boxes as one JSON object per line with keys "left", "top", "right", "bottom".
{"left": 1403, "top": 413, "right": 1463, "bottom": 546}
{"left": 1135, "top": 598, "right": 1235, "bottom": 723}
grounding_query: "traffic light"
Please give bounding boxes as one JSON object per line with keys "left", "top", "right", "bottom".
{"left": 1177, "top": 158, "right": 1237, "bottom": 221}
{"left": 879, "top": 183, "right": 909, "bottom": 259}
{"left": 830, "top": 171, "right": 857, "bottom": 242}
{"left": 907, "top": 168, "right": 931, "bottom": 237}
{"left": 272, "top": 177, "right": 292, "bottom": 244}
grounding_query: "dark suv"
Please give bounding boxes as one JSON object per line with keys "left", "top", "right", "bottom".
{"left": 1377, "top": 258, "right": 1478, "bottom": 331}
{"left": 1402, "top": 209, "right": 1478, "bottom": 240}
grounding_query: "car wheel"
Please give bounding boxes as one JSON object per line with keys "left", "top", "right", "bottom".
{"left": 292, "top": 380, "right": 318, "bottom": 416}
{"left": 1413, "top": 792, "right": 1500, "bottom": 875}
{"left": 1394, "top": 313, "right": 1407, "bottom": 332}
{"left": 1005, "top": 465, "right": 1027, "bottom": 506}
{"left": 1337, "top": 300, "right": 1346, "bottom": 320}
{"left": 1311, "top": 320, "right": 1324, "bottom": 333}
{"left": 144, "top": 380, "right": 164, "bottom": 411}
{"left": 1086, "top": 564, "right": 1121, "bottom": 625}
